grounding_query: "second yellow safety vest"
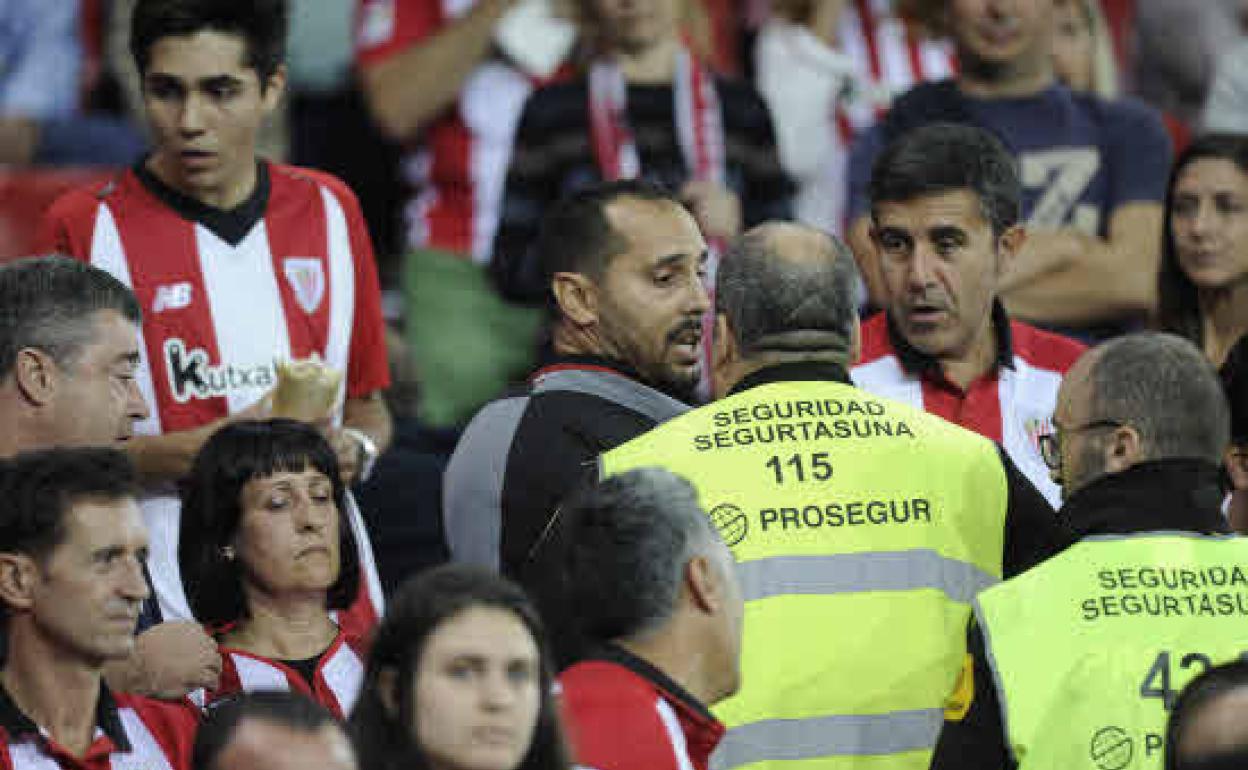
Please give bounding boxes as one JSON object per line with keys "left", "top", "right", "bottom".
{"left": 600, "top": 377, "right": 1010, "bottom": 770}
{"left": 976, "top": 532, "right": 1248, "bottom": 770}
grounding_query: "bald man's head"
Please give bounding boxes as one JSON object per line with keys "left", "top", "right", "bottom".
{"left": 214, "top": 720, "right": 357, "bottom": 770}
{"left": 1167, "top": 661, "right": 1248, "bottom": 770}
{"left": 716, "top": 222, "right": 859, "bottom": 361}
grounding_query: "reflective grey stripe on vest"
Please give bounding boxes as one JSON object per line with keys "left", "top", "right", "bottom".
{"left": 532, "top": 368, "right": 689, "bottom": 423}
{"left": 737, "top": 549, "right": 998, "bottom": 604}
{"left": 710, "top": 708, "right": 944, "bottom": 769}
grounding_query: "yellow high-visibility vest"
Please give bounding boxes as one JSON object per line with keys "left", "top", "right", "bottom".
{"left": 976, "top": 532, "right": 1248, "bottom": 770}
{"left": 600, "top": 377, "right": 1010, "bottom": 770}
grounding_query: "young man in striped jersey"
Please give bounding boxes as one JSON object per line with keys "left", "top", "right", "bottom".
{"left": 38, "top": 0, "right": 390, "bottom": 642}
{"left": 0, "top": 449, "right": 197, "bottom": 770}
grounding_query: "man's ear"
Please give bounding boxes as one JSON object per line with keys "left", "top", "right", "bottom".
{"left": 13, "top": 348, "right": 58, "bottom": 407}
{"left": 996, "top": 224, "right": 1028, "bottom": 277}
{"left": 261, "top": 64, "right": 287, "bottom": 112}
{"left": 551, "top": 271, "right": 599, "bottom": 327}
{"left": 0, "top": 553, "right": 38, "bottom": 613}
{"left": 711, "top": 313, "right": 739, "bottom": 400}
{"left": 849, "top": 314, "right": 862, "bottom": 366}
{"left": 1225, "top": 446, "right": 1248, "bottom": 491}
{"left": 1104, "top": 424, "right": 1143, "bottom": 474}
{"left": 685, "top": 554, "right": 722, "bottom": 616}
{"left": 376, "top": 666, "right": 400, "bottom": 718}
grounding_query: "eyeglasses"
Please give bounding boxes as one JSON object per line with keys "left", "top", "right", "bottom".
{"left": 1037, "top": 419, "right": 1124, "bottom": 470}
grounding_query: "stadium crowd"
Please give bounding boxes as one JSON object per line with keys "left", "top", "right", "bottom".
{"left": 3, "top": 0, "right": 1248, "bottom": 769}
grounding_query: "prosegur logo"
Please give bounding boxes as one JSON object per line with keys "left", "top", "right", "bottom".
{"left": 163, "top": 339, "right": 276, "bottom": 403}
{"left": 709, "top": 503, "right": 748, "bottom": 547}
{"left": 1090, "top": 726, "right": 1134, "bottom": 770}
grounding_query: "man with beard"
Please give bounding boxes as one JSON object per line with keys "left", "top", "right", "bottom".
{"left": 444, "top": 180, "right": 709, "bottom": 651}
{"left": 931, "top": 334, "right": 1241, "bottom": 770}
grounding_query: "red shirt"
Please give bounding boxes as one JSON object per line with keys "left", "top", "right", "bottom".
{"left": 559, "top": 647, "right": 724, "bottom": 770}
{"left": 0, "top": 685, "right": 196, "bottom": 770}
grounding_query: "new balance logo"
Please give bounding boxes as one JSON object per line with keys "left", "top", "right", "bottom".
{"left": 152, "top": 282, "right": 193, "bottom": 313}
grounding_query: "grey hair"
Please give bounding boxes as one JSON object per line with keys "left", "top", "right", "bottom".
{"left": 1088, "top": 333, "right": 1230, "bottom": 464}
{"left": 716, "top": 227, "right": 859, "bottom": 360}
{"left": 0, "top": 255, "right": 141, "bottom": 378}
{"left": 564, "top": 467, "right": 718, "bottom": 642}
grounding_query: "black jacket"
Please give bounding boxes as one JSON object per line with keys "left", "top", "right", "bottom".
{"left": 930, "top": 459, "right": 1231, "bottom": 770}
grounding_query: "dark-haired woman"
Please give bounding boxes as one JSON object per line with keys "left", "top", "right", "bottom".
{"left": 180, "top": 419, "right": 370, "bottom": 718}
{"left": 1158, "top": 134, "right": 1248, "bottom": 367}
{"left": 350, "top": 564, "right": 570, "bottom": 770}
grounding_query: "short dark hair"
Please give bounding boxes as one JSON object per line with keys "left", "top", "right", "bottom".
{"left": 536, "top": 180, "right": 685, "bottom": 286}
{"left": 869, "top": 123, "right": 1021, "bottom": 236}
{"left": 1166, "top": 660, "right": 1248, "bottom": 769}
{"left": 0, "top": 256, "right": 141, "bottom": 380}
{"left": 1222, "top": 335, "right": 1248, "bottom": 445}
{"left": 194, "top": 691, "right": 341, "bottom": 770}
{"left": 563, "top": 468, "right": 717, "bottom": 641}
{"left": 178, "top": 419, "right": 359, "bottom": 627}
{"left": 0, "top": 448, "right": 138, "bottom": 622}
{"left": 716, "top": 225, "right": 858, "bottom": 359}
{"left": 1158, "top": 134, "right": 1248, "bottom": 349}
{"left": 1088, "top": 333, "right": 1230, "bottom": 464}
{"left": 349, "top": 564, "right": 569, "bottom": 770}
{"left": 130, "top": 0, "right": 289, "bottom": 83}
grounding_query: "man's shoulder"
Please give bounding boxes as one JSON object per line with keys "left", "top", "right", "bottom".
{"left": 855, "top": 312, "right": 899, "bottom": 367}
{"left": 42, "top": 170, "right": 136, "bottom": 224}
{"left": 560, "top": 659, "right": 655, "bottom": 704}
{"left": 268, "top": 163, "right": 364, "bottom": 211}
{"left": 113, "top": 691, "right": 200, "bottom": 736}
{"left": 1008, "top": 321, "right": 1086, "bottom": 374}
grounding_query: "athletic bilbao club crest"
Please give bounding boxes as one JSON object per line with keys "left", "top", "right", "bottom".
{"left": 283, "top": 258, "right": 325, "bottom": 314}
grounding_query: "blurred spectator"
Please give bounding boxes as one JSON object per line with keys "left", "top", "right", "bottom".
{"left": 0, "top": 448, "right": 197, "bottom": 769}
{"left": 444, "top": 182, "right": 702, "bottom": 652}
{"left": 847, "top": 0, "right": 1171, "bottom": 343}
{"left": 179, "top": 420, "right": 369, "bottom": 719}
{"left": 932, "top": 333, "right": 1235, "bottom": 770}
{"left": 1166, "top": 661, "right": 1248, "bottom": 770}
{"left": 1133, "top": 0, "right": 1245, "bottom": 129}
{"left": 1050, "top": 0, "right": 1117, "bottom": 97}
{"left": 1203, "top": 38, "right": 1248, "bottom": 134}
{"left": 355, "top": 0, "right": 558, "bottom": 429}
{"left": 349, "top": 564, "right": 570, "bottom": 770}
{"left": 1221, "top": 334, "right": 1248, "bottom": 532}
{"left": 558, "top": 468, "right": 743, "bottom": 770}
{"left": 489, "top": 0, "right": 793, "bottom": 304}
{"left": 754, "top": 0, "right": 954, "bottom": 232}
{"left": 601, "top": 222, "right": 1067, "bottom": 770}
{"left": 0, "top": 255, "right": 222, "bottom": 701}
{"left": 192, "top": 691, "right": 357, "bottom": 770}
{"left": 1157, "top": 134, "right": 1248, "bottom": 368}
{"left": 0, "top": 0, "right": 145, "bottom": 166}
{"left": 852, "top": 124, "right": 1084, "bottom": 509}
{"left": 38, "top": 0, "right": 390, "bottom": 641}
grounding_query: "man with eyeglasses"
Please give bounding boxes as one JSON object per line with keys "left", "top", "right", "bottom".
{"left": 932, "top": 332, "right": 1246, "bottom": 770}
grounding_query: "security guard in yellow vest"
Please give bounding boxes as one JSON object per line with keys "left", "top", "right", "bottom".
{"left": 931, "top": 333, "right": 1241, "bottom": 770}
{"left": 600, "top": 223, "right": 1068, "bottom": 770}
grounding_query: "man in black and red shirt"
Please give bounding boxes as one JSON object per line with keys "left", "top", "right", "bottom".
{"left": 0, "top": 448, "right": 197, "bottom": 770}
{"left": 444, "top": 181, "right": 708, "bottom": 657}
{"left": 557, "top": 468, "right": 742, "bottom": 770}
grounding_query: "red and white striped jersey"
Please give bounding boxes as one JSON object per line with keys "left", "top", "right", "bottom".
{"left": 37, "top": 162, "right": 390, "bottom": 632}
{"left": 356, "top": 0, "right": 539, "bottom": 262}
{"left": 201, "top": 632, "right": 367, "bottom": 721}
{"left": 0, "top": 687, "right": 196, "bottom": 770}
{"left": 852, "top": 310, "right": 1084, "bottom": 509}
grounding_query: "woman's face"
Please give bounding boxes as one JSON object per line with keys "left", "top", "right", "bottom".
{"left": 1171, "top": 158, "right": 1248, "bottom": 290}
{"left": 412, "top": 607, "right": 542, "bottom": 770}
{"left": 1051, "top": 0, "right": 1093, "bottom": 92}
{"left": 236, "top": 465, "right": 341, "bottom": 597}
